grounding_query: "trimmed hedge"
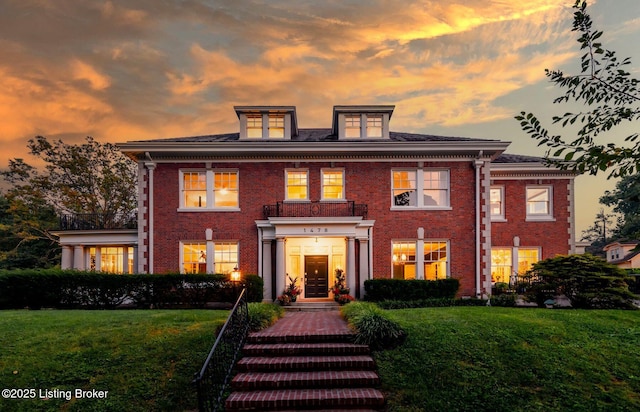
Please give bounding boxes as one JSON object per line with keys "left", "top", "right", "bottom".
{"left": 0, "top": 269, "right": 263, "bottom": 309}
{"left": 376, "top": 297, "right": 488, "bottom": 309}
{"left": 364, "top": 278, "right": 460, "bottom": 302}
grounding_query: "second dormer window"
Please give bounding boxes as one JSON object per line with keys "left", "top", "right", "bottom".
{"left": 269, "top": 114, "right": 285, "bottom": 138}
{"left": 367, "top": 115, "right": 382, "bottom": 138}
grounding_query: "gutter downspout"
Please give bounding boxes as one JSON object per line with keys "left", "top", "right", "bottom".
{"left": 145, "top": 153, "right": 156, "bottom": 274}
{"left": 474, "top": 153, "right": 484, "bottom": 297}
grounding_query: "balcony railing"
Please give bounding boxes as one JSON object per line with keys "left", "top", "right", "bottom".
{"left": 263, "top": 201, "right": 367, "bottom": 219}
{"left": 58, "top": 213, "right": 138, "bottom": 231}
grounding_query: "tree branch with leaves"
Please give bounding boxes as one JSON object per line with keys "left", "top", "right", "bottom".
{"left": 516, "top": 0, "right": 640, "bottom": 178}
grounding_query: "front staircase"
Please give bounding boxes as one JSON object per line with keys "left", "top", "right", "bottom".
{"left": 225, "top": 311, "right": 385, "bottom": 411}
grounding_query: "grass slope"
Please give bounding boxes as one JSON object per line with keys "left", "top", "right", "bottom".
{"left": 0, "top": 310, "right": 228, "bottom": 412}
{"left": 376, "top": 307, "right": 640, "bottom": 412}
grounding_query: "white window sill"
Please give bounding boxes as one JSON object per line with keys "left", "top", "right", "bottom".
{"left": 320, "top": 199, "right": 347, "bottom": 202}
{"left": 177, "top": 207, "right": 241, "bottom": 212}
{"left": 525, "top": 216, "right": 555, "bottom": 222}
{"left": 491, "top": 217, "right": 507, "bottom": 223}
{"left": 283, "top": 200, "right": 311, "bottom": 203}
{"left": 390, "top": 206, "right": 452, "bottom": 211}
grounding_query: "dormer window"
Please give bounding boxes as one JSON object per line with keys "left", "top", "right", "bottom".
{"left": 332, "top": 105, "right": 394, "bottom": 139}
{"left": 235, "top": 106, "right": 298, "bottom": 140}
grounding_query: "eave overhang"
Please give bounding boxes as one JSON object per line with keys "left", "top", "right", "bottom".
{"left": 490, "top": 162, "right": 578, "bottom": 179}
{"left": 118, "top": 140, "right": 510, "bottom": 162}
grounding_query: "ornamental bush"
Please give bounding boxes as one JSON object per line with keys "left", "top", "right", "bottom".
{"left": 247, "top": 302, "right": 284, "bottom": 331}
{"left": 340, "top": 301, "right": 406, "bottom": 350}
{"left": 524, "top": 254, "right": 638, "bottom": 309}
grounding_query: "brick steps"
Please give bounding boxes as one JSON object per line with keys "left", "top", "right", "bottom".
{"left": 232, "top": 370, "right": 380, "bottom": 390}
{"left": 225, "top": 312, "right": 385, "bottom": 411}
{"left": 225, "top": 388, "right": 384, "bottom": 411}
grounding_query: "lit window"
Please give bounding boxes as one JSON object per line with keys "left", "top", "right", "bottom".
{"left": 268, "top": 114, "right": 285, "bottom": 138}
{"left": 345, "top": 115, "right": 361, "bottom": 138}
{"left": 214, "top": 171, "right": 238, "bottom": 208}
{"left": 392, "top": 171, "right": 417, "bottom": 206}
{"left": 424, "top": 241, "right": 448, "bottom": 280}
{"left": 322, "top": 169, "right": 344, "bottom": 200}
{"left": 214, "top": 242, "right": 238, "bottom": 275}
{"left": 286, "top": 170, "right": 308, "bottom": 200}
{"left": 183, "top": 172, "right": 207, "bottom": 208}
{"left": 89, "top": 247, "right": 133, "bottom": 274}
{"left": 526, "top": 186, "right": 552, "bottom": 219}
{"left": 366, "top": 115, "right": 382, "bottom": 138}
{"left": 393, "top": 169, "right": 450, "bottom": 208}
{"left": 180, "top": 170, "right": 239, "bottom": 210}
{"left": 392, "top": 242, "right": 416, "bottom": 279}
{"left": 247, "top": 114, "right": 263, "bottom": 138}
{"left": 518, "top": 248, "right": 539, "bottom": 274}
{"left": 182, "top": 242, "right": 207, "bottom": 274}
{"left": 490, "top": 186, "right": 505, "bottom": 220}
{"left": 491, "top": 248, "right": 512, "bottom": 284}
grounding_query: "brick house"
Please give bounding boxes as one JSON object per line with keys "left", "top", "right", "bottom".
{"left": 57, "top": 105, "right": 578, "bottom": 300}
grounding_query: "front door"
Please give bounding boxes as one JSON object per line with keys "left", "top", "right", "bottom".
{"left": 304, "top": 255, "right": 329, "bottom": 298}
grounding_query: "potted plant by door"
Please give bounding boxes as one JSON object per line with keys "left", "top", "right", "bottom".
{"left": 285, "top": 274, "right": 302, "bottom": 302}
{"left": 331, "top": 268, "right": 352, "bottom": 304}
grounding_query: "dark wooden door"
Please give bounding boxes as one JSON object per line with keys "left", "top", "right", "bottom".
{"left": 304, "top": 255, "right": 329, "bottom": 298}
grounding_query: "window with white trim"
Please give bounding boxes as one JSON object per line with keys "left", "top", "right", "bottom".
{"left": 268, "top": 114, "right": 285, "bottom": 138}
{"left": 491, "top": 248, "right": 512, "bottom": 284}
{"left": 526, "top": 186, "right": 553, "bottom": 220}
{"left": 322, "top": 169, "right": 345, "bottom": 200}
{"left": 366, "top": 115, "right": 382, "bottom": 138}
{"left": 345, "top": 115, "right": 361, "bottom": 138}
{"left": 181, "top": 241, "right": 239, "bottom": 274}
{"left": 246, "top": 114, "right": 263, "bottom": 138}
{"left": 286, "top": 170, "right": 308, "bottom": 200}
{"left": 182, "top": 242, "right": 207, "bottom": 274}
{"left": 180, "top": 170, "right": 239, "bottom": 210}
{"left": 517, "top": 248, "right": 539, "bottom": 274}
{"left": 424, "top": 241, "right": 448, "bottom": 280}
{"left": 392, "top": 241, "right": 416, "bottom": 279}
{"left": 392, "top": 169, "right": 450, "bottom": 208}
{"left": 490, "top": 186, "right": 505, "bottom": 220}
{"left": 89, "top": 247, "right": 134, "bottom": 274}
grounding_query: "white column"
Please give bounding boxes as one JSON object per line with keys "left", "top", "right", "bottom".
{"left": 132, "top": 245, "right": 138, "bottom": 274}
{"left": 416, "top": 227, "right": 425, "bottom": 280}
{"left": 358, "top": 238, "right": 369, "bottom": 299}
{"left": 205, "top": 228, "right": 214, "bottom": 274}
{"left": 73, "top": 245, "right": 85, "bottom": 270}
{"left": 347, "top": 236, "right": 356, "bottom": 294}
{"left": 61, "top": 246, "right": 73, "bottom": 270}
{"left": 122, "top": 246, "right": 129, "bottom": 274}
{"left": 145, "top": 162, "right": 156, "bottom": 274}
{"left": 262, "top": 240, "right": 273, "bottom": 301}
{"left": 95, "top": 247, "right": 102, "bottom": 272}
{"left": 275, "top": 237, "right": 286, "bottom": 298}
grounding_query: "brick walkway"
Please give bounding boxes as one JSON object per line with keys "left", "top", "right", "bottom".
{"left": 250, "top": 310, "right": 353, "bottom": 339}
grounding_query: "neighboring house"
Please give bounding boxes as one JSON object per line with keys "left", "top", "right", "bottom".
{"left": 55, "top": 105, "right": 578, "bottom": 301}
{"left": 603, "top": 240, "right": 640, "bottom": 269}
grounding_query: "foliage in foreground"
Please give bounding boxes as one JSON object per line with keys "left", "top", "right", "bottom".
{"left": 340, "top": 301, "right": 406, "bottom": 350}
{"left": 376, "top": 307, "right": 640, "bottom": 412}
{"left": 0, "top": 310, "right": 229, "bottom": 412}
{"left": 247, "top": 302, "right": 284, "bottom": 331}
{"left": 364, "top": 278, "right": 459, "bottom": 302}
{"left": 525, "top": 254, "right": 638, "bottom": 309}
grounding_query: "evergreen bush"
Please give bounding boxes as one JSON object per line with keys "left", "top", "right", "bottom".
{"left": 363, "top": 278, "right": 459, "bottom": 302}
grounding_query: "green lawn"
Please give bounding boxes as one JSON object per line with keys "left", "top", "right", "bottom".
{"left": 376, "top": 307, "right": 640, "bottom": 412}
{"left": 0, "top": 310, "right": 228, "bottom": 412}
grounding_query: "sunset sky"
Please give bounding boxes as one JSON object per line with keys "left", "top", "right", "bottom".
{"left": 1, "top": 0, "right": 639, "bottom": 236}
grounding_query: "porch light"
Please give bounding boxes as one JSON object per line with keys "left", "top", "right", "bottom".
{"left": 230, "top": 266, "right": 241, "bottom": 282}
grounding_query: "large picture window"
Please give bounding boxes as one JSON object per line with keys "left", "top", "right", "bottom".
{"left": 392, "top": 169, "right": 450, "bottom": 208}
{"left": 180, "top": 170, "right": 239, "bottom": 210}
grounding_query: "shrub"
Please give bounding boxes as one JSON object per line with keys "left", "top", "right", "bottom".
{"left": 376, "top": 298, "right": 488, "bottom": 309}
{"left": 244, "top": 274, "right": 264, "bottom": 303}
{"left": 340, "top": 302, "right": 406, "bottom": 350}
{"left": 364, "top": 278, "right": 459, "bottom": 302}
{"left": 247, "top": 302, "right": 284, "bottom": 331}
{"left": 524, "top": 254, "right": 638, "bottom": 309}
{"left": 490, "top": 294, "right": 517, "bottom": 307}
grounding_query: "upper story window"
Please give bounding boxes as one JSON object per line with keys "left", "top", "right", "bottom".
{"left": 332, "top": 105, "right": 394, "bottom": 139}
{"left": 392, "top": 169, "right": 450, "bottom": 209}
{"left": 366, "top": 115, "right": 383, "bottom": 138}
{"left": 526, "top": 186, "right": 553, "bottom": 220}
{"left": 180, "top": 169, "right": 239, "bottom": 211}
{"left": 322, "top": 169, "right": 345, "bottom": 200}
{"left": 490, "top": 186, "right": 505, "bottom": 220}
{"left": 286, "top": 169, "right": 308, "bottom": 200}
{"left": 345, "top": 115, "right": 361, "bottom": 138}
{"left": 236, "top": 106, "right": 297, "bottom": 140}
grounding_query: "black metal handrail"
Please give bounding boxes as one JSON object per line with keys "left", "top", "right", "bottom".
{"left": 263, "top": 200, "right": 368, "bottom": 219}
{"left": 59, "top": 212, "right": 138, "bottom": 230}
{"left": 193, "top": 288, "right": 249, "bottom": 412}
